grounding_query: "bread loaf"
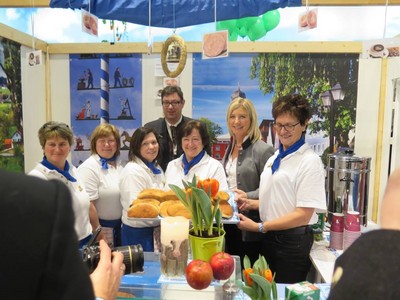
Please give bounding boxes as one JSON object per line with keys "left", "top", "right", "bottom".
{"left": 127, "top": 202, "right": 160, "bottom": 218}
{"left": 219, "top": 202, "right": 234, "bottom": 219}
{"left": 137, "top": 189, "right": 164, "bottom": 201}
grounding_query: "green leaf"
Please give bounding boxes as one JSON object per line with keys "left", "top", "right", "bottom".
{"left": 259, "top": 255, "right": 268, "bottom": 273}
{"left": 182, "top": 180, "right": 191, "bottom": 190}
{"left": 215, "top": 207, "right": 222, "bottom": 235}
{"left": 242, "top": 286, "right": 257, "bottom": 299}
{"left": 168, "top": 184, "right": 187, "bottom": 206}
{"left": 243, "top": 255, "right": 251, "bottom": 269}
{"left": 250, "top": 273, "right": 272, "bottom": 298}
{"left": 272, "top": 281, "right": 278, "bottom": 300}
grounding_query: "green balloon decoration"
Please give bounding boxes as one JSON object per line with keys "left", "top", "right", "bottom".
{"left": 227, "top": 9, "right": 281, "bottom": 41}
{"left": 228, "top": 28, "right": 239, "bottom": 41}
{"left": 247, "top": 17, "right": 267, "bottom": 41}
{"left": 238, "top": 26, "right": 248, "bottom": 38}
{"left": 262, "top": 10, "right": 280, "bottom": 32}
{"left": 244, "top": 16, "right": 259, "bottom": 31}
{"left": 216, "top": 19, "right": 237, "bottom": 31}
{"left": 236, "top": 17, "right": 249, "bottom": 29}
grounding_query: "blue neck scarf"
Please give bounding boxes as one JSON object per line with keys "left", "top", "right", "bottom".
{"left": 144, "top": 160, "right": 162, "bottom": 175}
{"left": 99, "top": 155, "right": 117, "bottom": 170}
{"left": 271, "top": 137, "right": 305, "bottom": 174}
{"left": 182, "top": 150, "right": 205, "bottom": 175}
{"left": 41, "top": 156, "right": 77, "bottom": 182}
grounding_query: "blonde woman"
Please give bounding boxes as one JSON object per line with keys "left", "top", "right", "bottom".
{"left": 222, "top": 97, "right": 274, "bottom": 266}
{"left": 78, "top": 124, "right": 125, "bottom": 246}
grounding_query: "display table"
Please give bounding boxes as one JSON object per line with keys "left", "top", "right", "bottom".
{"left": 119, "top": 252, "right": 331, "bottom": 300}
{"left": 309, "top": 221, "right": 380, "bottom": 283}
{"left": 309, "top": 236, "right": 342, "bottom": 283}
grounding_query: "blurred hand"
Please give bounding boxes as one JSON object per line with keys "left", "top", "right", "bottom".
{"left": 236, "top": 197, "right": 249, "bottom": 212}
{"left": 235, "top": 197, "right": 259, "bottom": 212}
{"left": 236, "top": 213, "right": 258, "bottom": 232}
{"left": 233, "top": 188, "right": 247, "bottom": 200}
{"left": 233, "top": 189, "right": 249, "bottom": 212}
{"left": 90, "top": 239, "right": 125, "bottom": 300}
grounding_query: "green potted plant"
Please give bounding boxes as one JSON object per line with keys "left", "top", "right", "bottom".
{"left": 169, "top": 175, "right": 225, "bottom": 261}
{"left": 240, "top": 255, "right": 277, "bottom": 300}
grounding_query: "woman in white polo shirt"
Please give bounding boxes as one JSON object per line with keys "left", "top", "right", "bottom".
{"left": 237, "top": 94, "right": 326, "bottom": 283}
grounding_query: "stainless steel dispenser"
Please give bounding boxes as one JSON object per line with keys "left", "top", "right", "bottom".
{"left": 326, "top": 148, "right": 371, "bottom": 226}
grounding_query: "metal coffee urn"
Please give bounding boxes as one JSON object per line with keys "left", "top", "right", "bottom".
{"left": 326, "top": 148, "right": 371, "bottom": 226}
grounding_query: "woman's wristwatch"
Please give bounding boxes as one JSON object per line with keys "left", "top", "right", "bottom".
{"left": 258, "top": 222, "right": 267, "bottom": 234}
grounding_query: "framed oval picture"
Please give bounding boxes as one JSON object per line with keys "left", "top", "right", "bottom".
{"left": 161, "top": 34, "right": 187, "bottom": 78}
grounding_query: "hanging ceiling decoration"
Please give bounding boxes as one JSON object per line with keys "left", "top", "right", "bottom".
{"left": 49, "top": 0, "right": 301, "bottom": 29}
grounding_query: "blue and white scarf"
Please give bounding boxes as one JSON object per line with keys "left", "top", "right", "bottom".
{"left": 99, "top": 155, "right": 117, "bottom": 170}
{"left": 182, "top": 150, "right": 205, "bottom": 175}
{"left": 41, "top": 156, "right": 77, "bottom": 182}
{"left": 271, "top": 138, "right": 305, "bottom": 174}
{"left": 144, "top": 160, "right": 162, "bottom": 174}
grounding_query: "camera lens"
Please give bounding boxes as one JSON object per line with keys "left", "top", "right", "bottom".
{"left": 114, "top": 244, "right": 144, "bottom": 274}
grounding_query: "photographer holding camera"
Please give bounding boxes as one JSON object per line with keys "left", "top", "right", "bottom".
{"left": 0, "top": 169, "right": 125, "bottom": 300}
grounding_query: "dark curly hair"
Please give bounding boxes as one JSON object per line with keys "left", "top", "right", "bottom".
{"left": 272, "top": 94, "right": 311, "bottom": 126}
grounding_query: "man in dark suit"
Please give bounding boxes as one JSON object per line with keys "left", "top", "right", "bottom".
{"left": 0, "top": 169, "right": 124, "bottom": 300}
{"left": 144, "top": 86, "right": 193, "bottom": 171}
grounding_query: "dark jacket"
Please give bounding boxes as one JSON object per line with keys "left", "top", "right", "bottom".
{"left": 329, "top": 229, "right": 400, "bottom": 300}
{"left": 144, "top": 116, "right": 193, "bottom": 171}
{"left": 0, "top": 170, "right": 94, "bottom": 300}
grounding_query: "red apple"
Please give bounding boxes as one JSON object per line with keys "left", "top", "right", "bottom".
{"left": 209, "top": 252, "right": 235, "bottom": 280}
{"left": 185, "top": 259, "right": 213, "bottom": 290}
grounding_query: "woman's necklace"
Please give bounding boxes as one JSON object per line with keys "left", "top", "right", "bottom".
{"left": 235, "top": 143, "right": 242, "bottom": 150}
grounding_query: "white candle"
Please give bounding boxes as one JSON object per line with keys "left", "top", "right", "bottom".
{"left": 161, "top": 216, "right": 189, "bottom": 244}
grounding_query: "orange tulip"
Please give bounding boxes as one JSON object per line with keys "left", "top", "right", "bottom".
{"left": 198, "top": 178, "right": 219, "bottom": 198}
{"left": 264, "top": 269, "right": 273, "bottom": 283}
{"left": 243, "top": 268, "right": 254, "bottom": 287}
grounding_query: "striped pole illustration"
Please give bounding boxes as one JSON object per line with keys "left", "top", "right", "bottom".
{"left": 100, "top": 54, "right": 110, "bottom": 123}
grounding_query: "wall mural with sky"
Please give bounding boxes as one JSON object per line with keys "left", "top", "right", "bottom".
{"left": 192, "top": 52, "right": 359, "bottom": 162}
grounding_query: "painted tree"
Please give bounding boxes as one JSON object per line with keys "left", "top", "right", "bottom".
{"left": 2, "top": 39, "right": 22, "bottom": 136}
{"left": 250, "top": 53, "right": 359, "bottom": 154}
{"left": 199, "top": 117, "right": 223, "bottom": 146}
{"left": 0, "top": 38, "right": 24, "bottom": 171}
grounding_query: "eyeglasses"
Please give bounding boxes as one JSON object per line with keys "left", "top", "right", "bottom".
{"left": 97, "top": 139, "right": 116, "bottom": 145}
{"left": 162, "top": 101, "right": 181, "bottom": 107}
{"left": 42, "top": 122, "right": 70, "bottom": 130}
{"left": 273, "top": 122, "right": 300, "bottom": 132}
{"left": 42, "top": 122, "right": 69, "bottom": 130}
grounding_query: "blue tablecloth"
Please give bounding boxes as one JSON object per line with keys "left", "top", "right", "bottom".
{"left": 119, "top": 254, "right": 331, "bottom": 299}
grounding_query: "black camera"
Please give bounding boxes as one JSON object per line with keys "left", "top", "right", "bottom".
{"left": 82, "top": 227, "right": 144, "bottom": 274}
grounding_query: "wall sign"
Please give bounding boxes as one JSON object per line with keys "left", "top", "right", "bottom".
{"left": 161, "top": 34, "right": 187, "bottom": 78}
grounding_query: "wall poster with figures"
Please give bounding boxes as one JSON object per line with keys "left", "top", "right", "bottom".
{"left": 69, "top": 53, "right": 142, "bottom": 166}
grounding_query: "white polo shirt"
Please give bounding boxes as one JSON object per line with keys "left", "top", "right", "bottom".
{"left": 259, "top": 143, "right": 326, "bottom": 225}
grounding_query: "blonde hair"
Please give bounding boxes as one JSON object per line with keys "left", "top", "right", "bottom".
{"left": 226, "top": 97, "right": 261, "bottom": 143}
{"left": 90, "top": 123, "right": 121, "bottom": 157}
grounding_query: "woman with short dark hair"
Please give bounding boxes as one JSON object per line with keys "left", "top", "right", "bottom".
{"left": 237, "top": 94, "right": 326, "bottom": 283}
{"left": 165, "top": 120, "right": 228, "bottom": 190}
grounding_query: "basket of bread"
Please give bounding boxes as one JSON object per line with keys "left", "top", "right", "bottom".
{"left": 127, "top": 186, "right": 234, "bottom": 221}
